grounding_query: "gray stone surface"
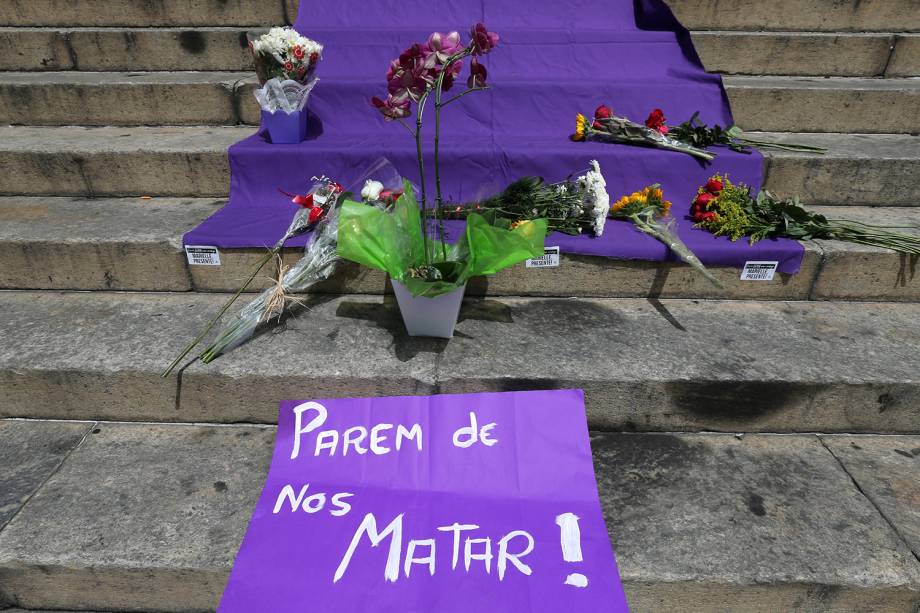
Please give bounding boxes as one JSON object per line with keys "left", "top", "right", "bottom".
{"left": 1, "top": 425, "right": 919, "bottom": 611}
{"left": 0, "top": 291, "right": 438, "bottom": 423}
{"left": 693, "top": 31, "right": 893, "bottom": 77}
{"left": 666, "top": 0, "right": 920, "bottom": 32}
{"left": 436, "top": 296, "right": 920, "bottom": 433}
{"left": 0, "top": 126, "right": 914, "bottom": 205}
{"left": 67, "top": 27, "right": 256, "bottom": 72}
{"left": 0, "top": 194, "right": 820, "bottom": 298}
{"left": 725, "top": 76, "right": 920, "bottom": 134}
{"left": 0, "top": 197, "right": 219, "bottom": 291}
{"left": 0, "top": 422, "right": 275, "bottom": 611}
{"left": 810, "top": 206, "right": 920, "bottom": 301}
{"left": 0, "top": 28, "right": 901, "bottom": 77}
{"left": 0, "top": 27, "right": 72, "bottom": 71}
{"left": 758, "top": 132, "right": 920, "bottom": 206}
{"left": 823, "top": 435, "right": 920, "bottom": 559}
{"left": 888, "top": 34, "right": 920, "bottom": 77}
{"left": 596, "top": 433, "right": 920, "bottom": 611}
{"left": 0, "top": 71, "right": 248, "bottom": 126}
{"left": 5, "top": 198, "right": 920, "bottom": 301}
{"left": 2, "top": 71, "right": 917, "bottom": 132}
{"left": 6, "top": 197, "right": 919, "bottom": 302}
{"left": 0, "top": 125, "right": 247, "bottom": 197}
{"left": 0, "top": 0, "right": 288, "bottom": 27}
{"left": 2, "top": 292, "right": 920, "bottom": 433}
{"left": 0, "top": 419, "right": 91, "bottom": 530}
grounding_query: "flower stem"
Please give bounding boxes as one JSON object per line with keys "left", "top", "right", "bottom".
{"left": 415, "top": 89, "right": 431, "bottom": 266}
{"left": 432, "top": 51, "right": 469, "bottom": 262}
{"left": 161, "top": 247, "right": 277, "bottom": 377}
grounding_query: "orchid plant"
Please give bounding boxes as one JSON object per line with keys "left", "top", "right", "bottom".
{"left": 370, "top": 23, "right": 500, "bottom": 278}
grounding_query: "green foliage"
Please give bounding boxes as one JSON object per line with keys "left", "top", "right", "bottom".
{"left": 338, "top": 180, "right": 548, "bottom": 297}
{"left": 669, "top": 112, "right": 751, "bottom": 154}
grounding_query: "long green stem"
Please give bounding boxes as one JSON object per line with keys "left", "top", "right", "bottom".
{"left": 161, "top": 247, "right": 277, "bottom": 377}
{"left": 415, "top": 90, "right": 431, "bottom": 266}
{"left": 432, "top": 51, "right": 469, "bottom": 261}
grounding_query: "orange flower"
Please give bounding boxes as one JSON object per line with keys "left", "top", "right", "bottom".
{"left": 572, "top": 114, "right": 588, "bottom": 142}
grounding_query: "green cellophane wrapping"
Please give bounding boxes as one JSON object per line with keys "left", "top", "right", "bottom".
{"left": 338, "top": 181, "right": 547, "bottom": 297}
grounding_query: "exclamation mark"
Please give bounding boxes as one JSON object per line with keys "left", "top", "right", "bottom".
{"left": 555, "top": 512, "right": 588, "bottom": 588}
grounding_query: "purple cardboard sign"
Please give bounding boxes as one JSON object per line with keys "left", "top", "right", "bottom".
{"left": 219, "top": 389, "right": 630, "bottom": 612}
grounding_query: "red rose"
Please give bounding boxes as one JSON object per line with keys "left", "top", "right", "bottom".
{"left": 645, "top": 108, "right": 668, "bottom": 134}
{"left": 284, "top": 61, "right": 294, "bottom": 72}
{"left": 595, "top": 104, "right": 613, "bottom": 120}
{"left": 592, "top": 120, "right": 605, "bottom": 130}
{"left": 380, "top": 189, "right": 403, "bottom": 202}
{"left": 308, "top": 206, "right": 324, "bottom": 224}
{"left": 693, "top": 192, "right": 714, "bottom": 208}
{"left": 704, "top": 178, "right": 723, "bottom": 194}
{"left": 292, "top": 45, "right": 305, "bottom": 60}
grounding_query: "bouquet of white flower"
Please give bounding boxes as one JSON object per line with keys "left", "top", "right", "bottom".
{"left": 249, "top": 26, "right": 323, "bottom": 84}
{"left": 438, "top": 161, "right": 611, "bottom": 237}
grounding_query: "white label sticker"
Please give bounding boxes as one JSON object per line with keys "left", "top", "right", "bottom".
{"left": 526, "top": 246, "right": 561, "bottom": 269}
{"left": 185, "top": 245, "right": 221, "bottom": 266}
{"left": 740, "top": 261, "right": 778, "bottom": 281}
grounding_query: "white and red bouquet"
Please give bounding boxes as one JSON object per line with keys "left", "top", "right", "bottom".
{"left": 249, "top": 26, "right": 323, "bottom": 85}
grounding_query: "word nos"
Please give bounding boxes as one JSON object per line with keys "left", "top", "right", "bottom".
{"left": 291, "top": 401, "right": 423, "bottom": 459}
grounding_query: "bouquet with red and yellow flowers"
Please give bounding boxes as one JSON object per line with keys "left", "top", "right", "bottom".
{"left": 611, "top": 185, "right": 722, "bottom": 288}
{"left": 692, "top": 175, "right": 920, "bottom": 254}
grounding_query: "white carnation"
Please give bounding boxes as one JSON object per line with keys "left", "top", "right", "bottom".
{"left": 578, "top": 160, "right": 609, "bottom": 237}
{"left": 361, "top": 179, "right": 385, "bottom": 201}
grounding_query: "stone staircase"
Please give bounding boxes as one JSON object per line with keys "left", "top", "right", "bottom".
{"left": 1, "top": 1, "right": 919, "bottom": 611}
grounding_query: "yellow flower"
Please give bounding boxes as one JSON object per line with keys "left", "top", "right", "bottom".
{"left": 660, "top": 200, "right": 672, "bottom": 216}
{"left": 572, "top": 114, "right": 588, "bottom": 142}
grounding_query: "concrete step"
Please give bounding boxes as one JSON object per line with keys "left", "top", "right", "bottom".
{"left": 0, "top": 0, "right": 294, "bottom": 27}
{"left": 667, "top": 0, "right": 920, "bottom": 32}
{"left": 1, "top": 420, "right": 919, "bottom": 611}
{"left": 2, "top": 291, "right": 920, "bottom": 433}
{"left": 696, "top": 32, "right": 915, "bottom": 77}
{"left": 1, "top": 71, "right": 918, "bottom": 134}
{"left": 2, "top": 28, "right": 917, "bottom": 78}
{"left": 726, "top": 76, "right": 920, "bottom": 133}
{"left": 0, "top": 126, "right": 914, "bottom": 205}
{"left": 3, "top": 197, "right": 919, "bottom": 302}
{"left": 1, "top": 0, "right": 918, "bottom": 32}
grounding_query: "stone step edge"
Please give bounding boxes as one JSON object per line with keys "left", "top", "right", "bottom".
{"left": 0, "top": 126, "right": 914, "bottom": 206}
{"left": 2, "top": 197, "right": 918, "bottom": 302}
{"left": 0, "top": 421, "right": 918, "bottom": 611}
{"left": 1, "top": 290, "right": 919, "bottom": 433}
{"left": 0, "top": 72, "right": 918, "bottom": 132}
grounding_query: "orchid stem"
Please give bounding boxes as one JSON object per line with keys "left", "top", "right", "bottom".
{"left": 415, "top": 90, "right": 431, "bottom": 266}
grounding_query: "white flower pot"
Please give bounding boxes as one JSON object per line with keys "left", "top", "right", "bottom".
{"left": 391, "top": 280, "right": 466, "bottom": 338}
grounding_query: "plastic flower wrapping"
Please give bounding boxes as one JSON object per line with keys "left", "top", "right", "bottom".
{"left": 573, "top": 104, "right": 715, "bottom": 161}
{"left": 249, "top": 26, "right": 323, "bottom": 85}
{"left": 254, "top": 77, "right": 317, "bottom": 114}
{"left": 336, "top": 23, "right": 547, "bottom": 298}
{"left": 610, "top": 185, "right": 722, "bottom": 288}
{"left": 338, "top": 180, "right": 547, "bottom": 298}
{"left": 163, "top": 161, "right": 406, "bottom": 374}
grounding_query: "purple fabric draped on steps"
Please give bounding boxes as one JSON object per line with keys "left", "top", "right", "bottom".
{"left": 184, "top": 0, "right": 804, "bottom": 275}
